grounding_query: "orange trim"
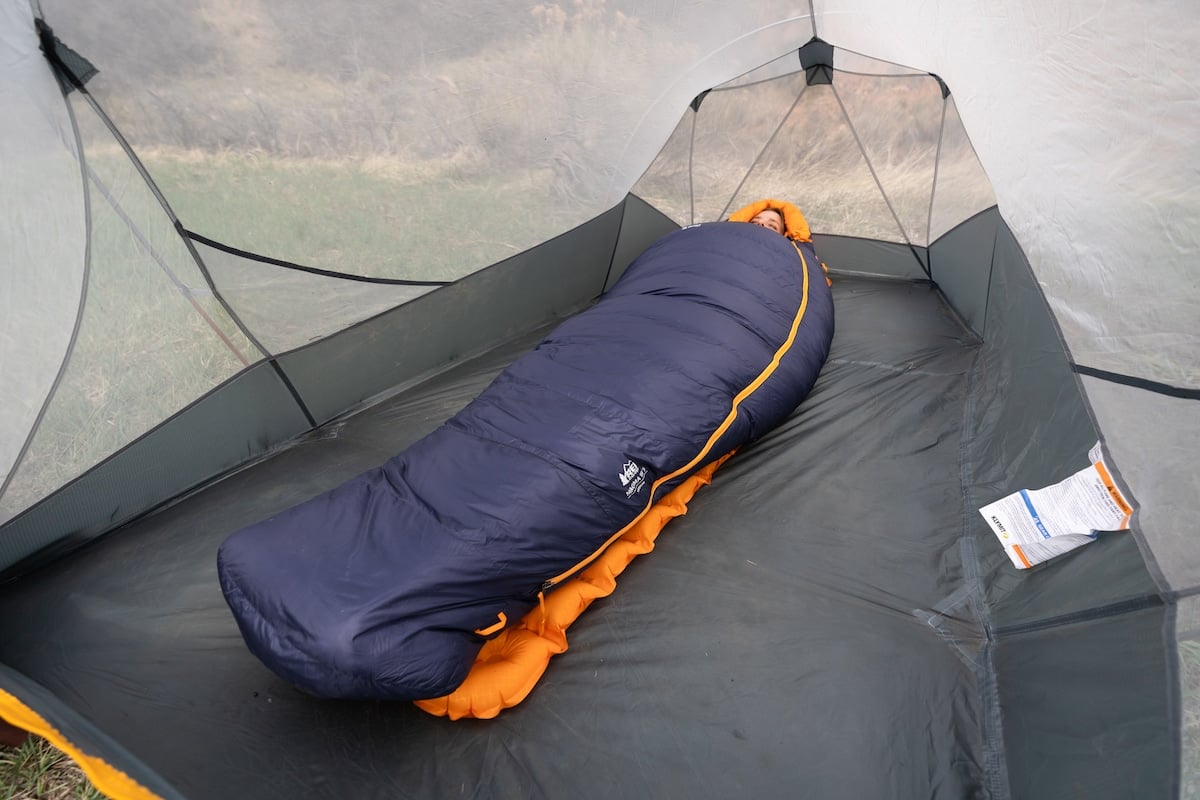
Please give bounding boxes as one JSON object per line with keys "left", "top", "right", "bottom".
{"left": 726, "top": 198, "right": 812, "bottom": 242}
{"left": 414, "top": 452, "right": 734, "bottom": 720}
{"left": 537, "top": 592, "right": 549, "bottom": 633}
{"left": 473, "top": 611, "right": 508, "bottom": 637}
{"left": 1094, "top": 461, "right": 1133, "bottom": 528}
{"left": 541, "top": 245, "right": 811, "bottom": 590}
{"left": 1012, "top": 544, "right": 1033, "bottom": 569}
{"left": 0, "top": 689, "right": 162, "bottom": 800}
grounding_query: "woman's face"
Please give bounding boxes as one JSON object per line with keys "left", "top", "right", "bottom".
{"left": 750, "top": 209, "right": 785, "bottom": 235}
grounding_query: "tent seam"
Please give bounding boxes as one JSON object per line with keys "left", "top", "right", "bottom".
{"left": 0, "top": 360, "right": 296, "bottom": 579}
{"left": 1164, "top": 601, "right": 1184, "bottom": 800}
{"left": 979, "top": 219, "right": 999, "bottom": 341}
{"left": 599, "top": 195, "right": 628, "bottom": 294}
{"left": 57, "top": 81, "right": 328, "bottom": 446}
{"left": 717, "top": 83, "right": 809, "bottom": 221}
{"left": 926, "top": 93, "right": 948, "bottom": 272}
{"left": 928, "top": 205, "right": 1001, "bottom": 248}
{"left": 959, "top": 342, "right": 1014, "bottom": 800}
{"left": 603, "top": 15, "right": 814, "bottom": 204}
{"left": 63, "top": 83, "right": 324, "bottom": 439}
{"left": 829, "top": 82, "right": 930, "bottom": 279}
{"left": 687, "top": 107, "right": 697, "bottom": 225}
{"left": 0, "top": 60, "right": 93, "bottom": 517}
{"left": 70, "top": 88, "right": 268, "bottom": 367}
{"left": 992, "top": 594, "right": 1164, "bottom": 637}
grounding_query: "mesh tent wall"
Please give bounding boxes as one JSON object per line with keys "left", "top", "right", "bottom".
{"left": 1, "top": 1, "right": 1197, "bottom": 798}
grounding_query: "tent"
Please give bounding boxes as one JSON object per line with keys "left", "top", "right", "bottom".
{"left": 1, "top": 0, "right": 1196, "bottom": 797}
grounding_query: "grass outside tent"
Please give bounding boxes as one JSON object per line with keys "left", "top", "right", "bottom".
{"left": 141, "top": 148, "right": 579, "bottom": 282}
{"left": 1, "top": 148, "right": 571, "bottom": 526}
{"left": 0, "top": 736, "right": 100, "bottom": 800}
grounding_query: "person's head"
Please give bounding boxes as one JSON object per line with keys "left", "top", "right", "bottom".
{"left": 749, "top": 208, "right": 785, "bottom": 235}
{"left": 728, "top": 199, "right": 811, "bottom": 243}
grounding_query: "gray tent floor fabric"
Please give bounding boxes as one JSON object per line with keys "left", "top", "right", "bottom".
{"left": 0, "top": 277, "right": 1000, "bottom": 798}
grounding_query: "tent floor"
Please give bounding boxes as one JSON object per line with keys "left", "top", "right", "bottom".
{"left": 0, "top": 276, "right": 991, "bottom": 799}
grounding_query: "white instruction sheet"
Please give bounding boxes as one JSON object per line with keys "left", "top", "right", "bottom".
{"left": 979, "top": 443, "right": 1133, "bottom": 570}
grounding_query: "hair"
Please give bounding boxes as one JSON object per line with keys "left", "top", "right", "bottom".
{"left": 753, "top": 208, "right": 785, "bottom": 232}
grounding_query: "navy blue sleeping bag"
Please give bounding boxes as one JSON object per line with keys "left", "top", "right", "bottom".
{"left": 218, "top": 221, "right": 834, "bottom": 700}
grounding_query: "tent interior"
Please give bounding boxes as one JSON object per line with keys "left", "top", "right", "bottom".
{"left": 2, "top": 2, "right": 1196, "bottom": 799}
